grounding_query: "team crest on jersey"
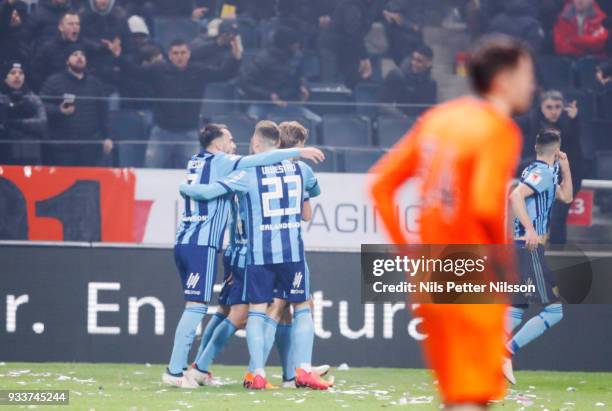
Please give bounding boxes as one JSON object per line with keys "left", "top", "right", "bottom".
{"left": 525, "top": 172, "right": 542, "bottom": 186}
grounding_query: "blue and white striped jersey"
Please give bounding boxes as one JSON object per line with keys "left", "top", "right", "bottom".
{"left": 514, "top": 160, "right": 559, "bottom": 238}
{"left": 175, "top": 148, "right": 302, "bottom": 248}
{"left": 224, "top": 194, "right": 248, "bottom": 269}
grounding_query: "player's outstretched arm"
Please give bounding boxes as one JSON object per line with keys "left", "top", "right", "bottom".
{"left": 180, "top": 182, "right": 228, "bottom": 201}
{"left": 556, "top": 152, "right": 574, "bottom": 204}
{"left": 235, "top": 147, "right": 325, "bottom": 170}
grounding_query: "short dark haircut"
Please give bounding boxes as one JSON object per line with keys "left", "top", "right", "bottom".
{"left": 535, "top": 128, "right": 561, "bottom": 155}
{"left": 60, "top": 10, "right": 79, "bottom": 23}
{"left": 199, "top": 123, "right": 228, "bottom": 148}
{"left": 279, "top": 121, "right": 309, "bottom": 148}
{"left": 255, "top": 120, "right": 280, "bottom": 145}
{"left": 168, "top": 39, "right": 188, "bottom": 50}
{"left": 414, "top": 45, "right": 434, "bottom": 60}
{"left": 468, "top": 35, "right": 530, "bottom": 95}
{"left": 139, "top": 44, "right": 162, "bottom": 64}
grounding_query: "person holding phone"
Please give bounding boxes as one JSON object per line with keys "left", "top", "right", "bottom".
{"left": 40, "top": 44, "right": 113, "bottom": 166}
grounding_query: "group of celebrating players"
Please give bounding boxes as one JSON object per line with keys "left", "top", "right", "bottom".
{"left": 163, "top": 119, "right": 332, "bottom": 390}
{"left": 161, "top": 33, "right": 572, "bottom": 410}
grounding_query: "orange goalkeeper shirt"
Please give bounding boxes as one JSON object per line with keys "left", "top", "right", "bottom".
{"left": 371, "top": 96, "right": 521, "bottom": 245}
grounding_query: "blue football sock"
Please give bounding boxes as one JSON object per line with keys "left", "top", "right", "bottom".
{"left": 168, "top": 304, "right": 208, "bottom": 375}
{"left": 506, "top": 306, "right": 525, "bottom": 334}
{"left": 275, "top": 323, "right": 294, "bottom": 381}
{"left": 262, "top": 316, "right": 279, "bottom": 364}
{"left": 291, "top": 308, "right": 314, "bottom": 371}
{"left": 194, "top": 318, "right": 237, "bottom": 372}
{"left": 195, "top": 312, "right": 226, "bottom": 361}
{"left": 509, "top": 304, "right": 563, "bottom": 355}
{"left": 246, "top": 311, "right": 267, "bottom": 375}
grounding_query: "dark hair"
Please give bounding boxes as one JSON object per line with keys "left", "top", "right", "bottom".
{"left": 199, "top": 123, "right": 228, "bottom": 148}
{"left": 60, "top": 10, "right": 79, "bottom": 23}
{"left": 139, "top": 43, "right": 162, "bottom": 64}
{"left": 279, "top": 121, "right": 308, "bottom": 148}
{"left": 168, "top": 39, "right": 188, "bottom": 50}
{"left": 255, "top": 120, "right": 280, "bottom": 145}
{"left": 415, "top": 45, "right": 434, "bottom": 60}
{"left": 468, "top": 35, "right": 530, "bottom": 95}
{"left": 535, "top": 128, "right": 561, "bottom": 154}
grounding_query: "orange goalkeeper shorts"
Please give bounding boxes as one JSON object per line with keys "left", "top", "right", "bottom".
{"left": 415, "top": 304, "right": 507, "bottom": 405}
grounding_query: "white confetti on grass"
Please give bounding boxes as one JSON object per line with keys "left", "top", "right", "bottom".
{"left": 566, "top": 387, "right": 576, "bottom": 392}
{"left": 337, "top": 363, "right": 350, "bottom": 371}
{"left": 595, "top": 403, "right": 606, "bottom": 407}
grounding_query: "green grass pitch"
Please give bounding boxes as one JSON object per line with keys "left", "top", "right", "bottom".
{"left": 1, "top": 363, "right": 611, "bottom": 410}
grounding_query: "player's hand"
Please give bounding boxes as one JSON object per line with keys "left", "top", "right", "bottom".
{"left": 102, "top": 37, "right": 121, "bottom": 57}
{"left": 298, "top": 147, "right": 325, "bottom": 164}
{"left": 300, "top": 86, "right": 309, "bottom": 102}
{"left": 359, "top": 59, "right": 372, "bottom": 79}
{"left": 558, "top": 151, "right": 570, "bottom": 172}
{"left": 564, "top": 100, "right": 578, "bottom": 119}
{"left": 525, "top": 228, "right": 539, "bottom": 251}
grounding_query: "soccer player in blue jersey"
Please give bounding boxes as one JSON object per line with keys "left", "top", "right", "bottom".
{"left": 180, "top": 120, "right": 331, "bottom": 390}
{"left": 163, "top": 122, "right": 325, "bottom": 388}
{"left": 503, "top": 128, "right": 573, "bottom": 385}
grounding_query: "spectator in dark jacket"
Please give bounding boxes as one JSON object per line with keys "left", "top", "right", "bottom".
{"left": 236, "top": 27, "right": 322, "bottom": 125}
{"left": 0, "top": 62, "right": 47, "bottom": 165}
{"left": 40, "top": 44, "right": 112, "bottom": 166}
{"left": 190, "top": 19, "right": 242, "bottom": 80}
{"left": 277, "top": 0, "right": 334, "bottom": 50}
{"left": 554, "top": 0, "right": 608, "bottom": 57}
{"left": 108, "top": 37, "right": 241, "bottom": 168}
{"left": 25, "top": 0, "right": 71, "bottom": 47}
{"left": 31, "top": 11, "right": 83, "bottom": 90}
{"left": 381, "top": 0, "right": 425, "bottom": 65}
{"left": 378, "top": 45, "right": 437, "bottom": 116}
{"left": 318, "top": 0, "right": 374, "bottom": 87}
{"left": 487, "top": 0, "right": 546, "bottom": 54}
{"left": 117, "top": 42, "right": 162, "bottom": 116}
{"left": 516, "top": 90, "right": 584, "bottom": 244}
{"left": 80, "top": 0, "right": 128, "bottom": 85}
{"left": 0, "top": 0, "right": 31, "bottom": 68}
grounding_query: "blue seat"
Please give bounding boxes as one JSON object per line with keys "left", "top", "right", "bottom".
{"left": 575, "top": 57, "right": 606, "bottom": 90}
{"left": 302, "top": 147, "right": 338, "bottom": 173}
{"left": 153, "top": 17, "right": 199, "bottom": 51}
{"left": 536, "top": 56, "right": 573, "bottom": 90}
{"left": 321, "top": 114, "right": 372, "bottom": 147}
{"left": 377, "top": 115, "right": 417, "bottom": 148}
{"left": 210, "top": 114, "right": 256, "bottom": 144}
{"left": 108, "top": 110, "right": 149, "bottom": 167}
{"left": 341, "top": 148, "right": 384, "bottom": 173}
{"left": 596, "top": 151, "right": 612, "bottom": 179}
{"left": 308, "top": 83, "right": 353, "bottom": 115}
{"left": 266, "top": 113, "right": 318, "bottom": 144}
{"left": 353, "top": 82, "right": 380, "bottom": 117}
{"left": 302, "top": 51, "right": 321, "bottom": 81}
{"left": 201, "top": 82, "right": 238, "bottom": 119}
{"left": 589, "top": 119, "right": 612, "bottom": 151}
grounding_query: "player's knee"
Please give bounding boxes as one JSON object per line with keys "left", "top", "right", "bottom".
{"left": 540, "top": 304, "right": 563, "bottom": 328}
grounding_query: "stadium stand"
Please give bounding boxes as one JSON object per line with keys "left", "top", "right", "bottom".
{"left": 376, "top": 116, "right": 417, "bottom": 148}
{"left": 341, "top": 148, "right": 385, "bottom": 173}
{"left": 201, "top": 83, "right": 239, "bottom": 118}
{"left": 108, "top": 110, "right": 149, "bottom": 168}
{"left": 210, "top": 114, "right": 257, "bottom": 144}
{"left": 321, "top": 115, "right": 372, "bottom": 147}
{"left": 153, "top": 17, "right": 199, "bottom": 50}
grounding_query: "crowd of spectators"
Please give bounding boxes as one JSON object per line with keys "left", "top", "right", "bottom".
{"left": 0, "top": 0, "right": 611, "bottom": 193}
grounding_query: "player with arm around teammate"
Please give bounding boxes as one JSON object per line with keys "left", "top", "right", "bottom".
{"left": 164, "top": 123, "right": 324, "bottom": 388}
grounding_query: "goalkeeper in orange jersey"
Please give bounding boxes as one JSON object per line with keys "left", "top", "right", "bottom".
{"left": 370, "top": 35, "right": 536, "bottom": 410}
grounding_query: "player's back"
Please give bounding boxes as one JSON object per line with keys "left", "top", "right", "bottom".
{"left": 176, "top": 151, "right": 240, "bottom": 247}
{"left": 410, "top": 97, "right": 521, "bottom": 244}
{"left": 243, "top": 159, "right": 317, "bottom": 265}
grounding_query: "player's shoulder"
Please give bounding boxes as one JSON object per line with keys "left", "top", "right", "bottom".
{"left": 522, "top": 161, "right": 554, "bottom": 184}
{"left": 213, "top": 151, "right": 241, "bottom": 163}
{"left": 295, "top": 160, "right": 314, "bottom": 174}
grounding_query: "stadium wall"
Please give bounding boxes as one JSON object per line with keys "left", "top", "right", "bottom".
{"left": 1, "top": 243, "right": 611, "bottom": 372}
